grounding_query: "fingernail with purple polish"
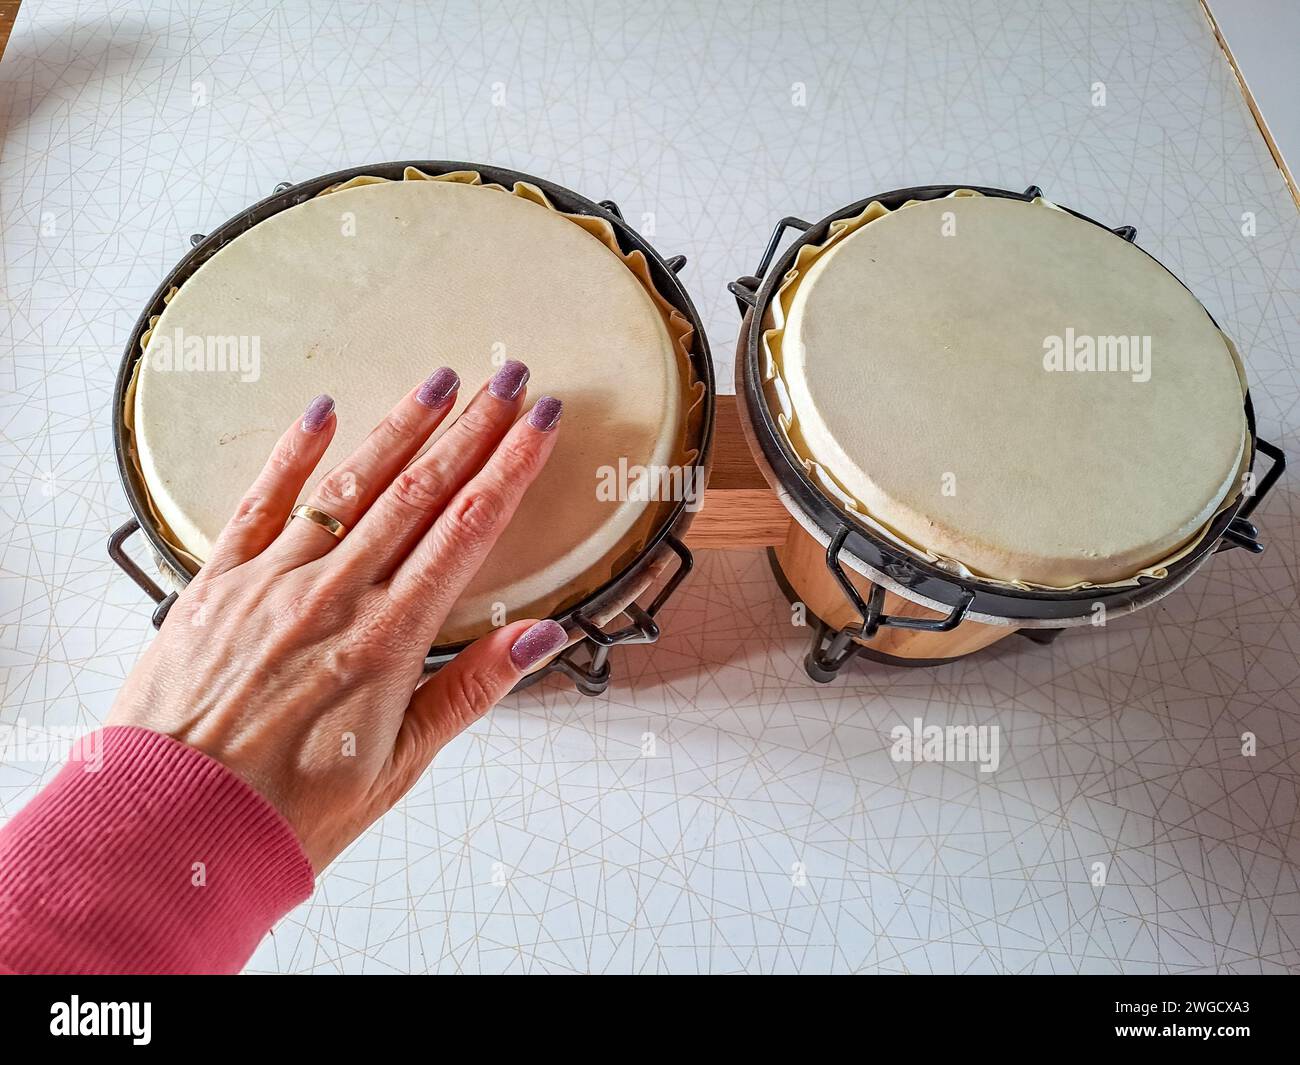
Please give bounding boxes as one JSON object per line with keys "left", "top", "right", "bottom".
{"left": 509, "top": 619, "right": 567, "bottom": 670}
{"left": 301, "top": 394, "right": 335, "bottom": 432}
{"left": 526, "top": 396, "right": 562, "bottom": 432}
{"left": 417, "top": 366, "right": 459, "bottom": 409}
{"left": 488, "top": 359, "right": 530, "bottom": 401}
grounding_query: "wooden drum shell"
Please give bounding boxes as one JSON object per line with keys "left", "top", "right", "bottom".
{"left": 773, "top": 519, "right": 1016, "bottom": 664}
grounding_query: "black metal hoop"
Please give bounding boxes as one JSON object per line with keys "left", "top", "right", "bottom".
{"left": 736, "top": 183, "right": 1285, "bottom": 678}
{"left": 109, "top": 162, "right": 716, "bottom": 696}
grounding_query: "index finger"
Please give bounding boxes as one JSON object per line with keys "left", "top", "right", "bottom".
{"left": 385, "top": 395, "right": 562, "bottom": 641}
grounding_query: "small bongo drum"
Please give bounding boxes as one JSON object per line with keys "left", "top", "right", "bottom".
{"left": 110, "top": 162, "right": 714, "bottom": 695}
{"left": 730, "top": 185, "right": 1284, "bottom": 680}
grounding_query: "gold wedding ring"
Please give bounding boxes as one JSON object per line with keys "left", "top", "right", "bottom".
{"left": 288, "top": 504, "right": 347, "bottom": 540}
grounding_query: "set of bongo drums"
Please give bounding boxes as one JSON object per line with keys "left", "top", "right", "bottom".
{"left": 109, "top": 162, "right": 1285, "bottom": 691}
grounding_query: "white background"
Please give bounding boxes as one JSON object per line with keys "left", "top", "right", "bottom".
{"left": 1215, "top": 1, "right": 1300, "bottom": 175}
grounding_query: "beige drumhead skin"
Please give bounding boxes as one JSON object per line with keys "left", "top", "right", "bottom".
{"left": 781, "top": 195, "right": 1247, "bottom": 587}
{"left": 134, "top": 179, "right": 683, "bottom": 643}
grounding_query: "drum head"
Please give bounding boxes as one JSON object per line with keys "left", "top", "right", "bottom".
{"left": 765, "top": 192, "right": 1247, "bottom": 589}
{"left": 129, "top": 174, "right": 701, "bottom": 644}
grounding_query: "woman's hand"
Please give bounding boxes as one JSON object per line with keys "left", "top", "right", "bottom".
{"left": 107, "top": 360, "right": 568, "bottom": 873}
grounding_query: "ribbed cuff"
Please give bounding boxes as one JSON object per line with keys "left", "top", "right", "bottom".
{"left": 0, "top": 726, "right": 314, "bottom": 974}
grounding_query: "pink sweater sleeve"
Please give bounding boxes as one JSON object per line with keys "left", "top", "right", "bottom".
{"left": 0, "top": 725, "right": 314, "bottom": 974}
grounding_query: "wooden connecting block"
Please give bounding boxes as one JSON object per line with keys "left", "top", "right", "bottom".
{"left": 685, "top": 395, "right": 791, "bottom": 549}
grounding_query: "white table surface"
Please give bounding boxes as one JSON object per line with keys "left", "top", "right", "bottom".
{"left": 1, "top": 0, "right": 1298, "bottom": 973}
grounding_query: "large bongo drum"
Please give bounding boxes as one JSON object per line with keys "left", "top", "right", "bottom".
{"left": 110, "top": 162, "right": 714, "bottom": 695}
{"left": 729, "top": 185, "right": 1284, "bottom": 679}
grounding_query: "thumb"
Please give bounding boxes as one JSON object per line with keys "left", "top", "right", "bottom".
{"left": 399, "top": 618, "right": 569, "bottom": 759}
